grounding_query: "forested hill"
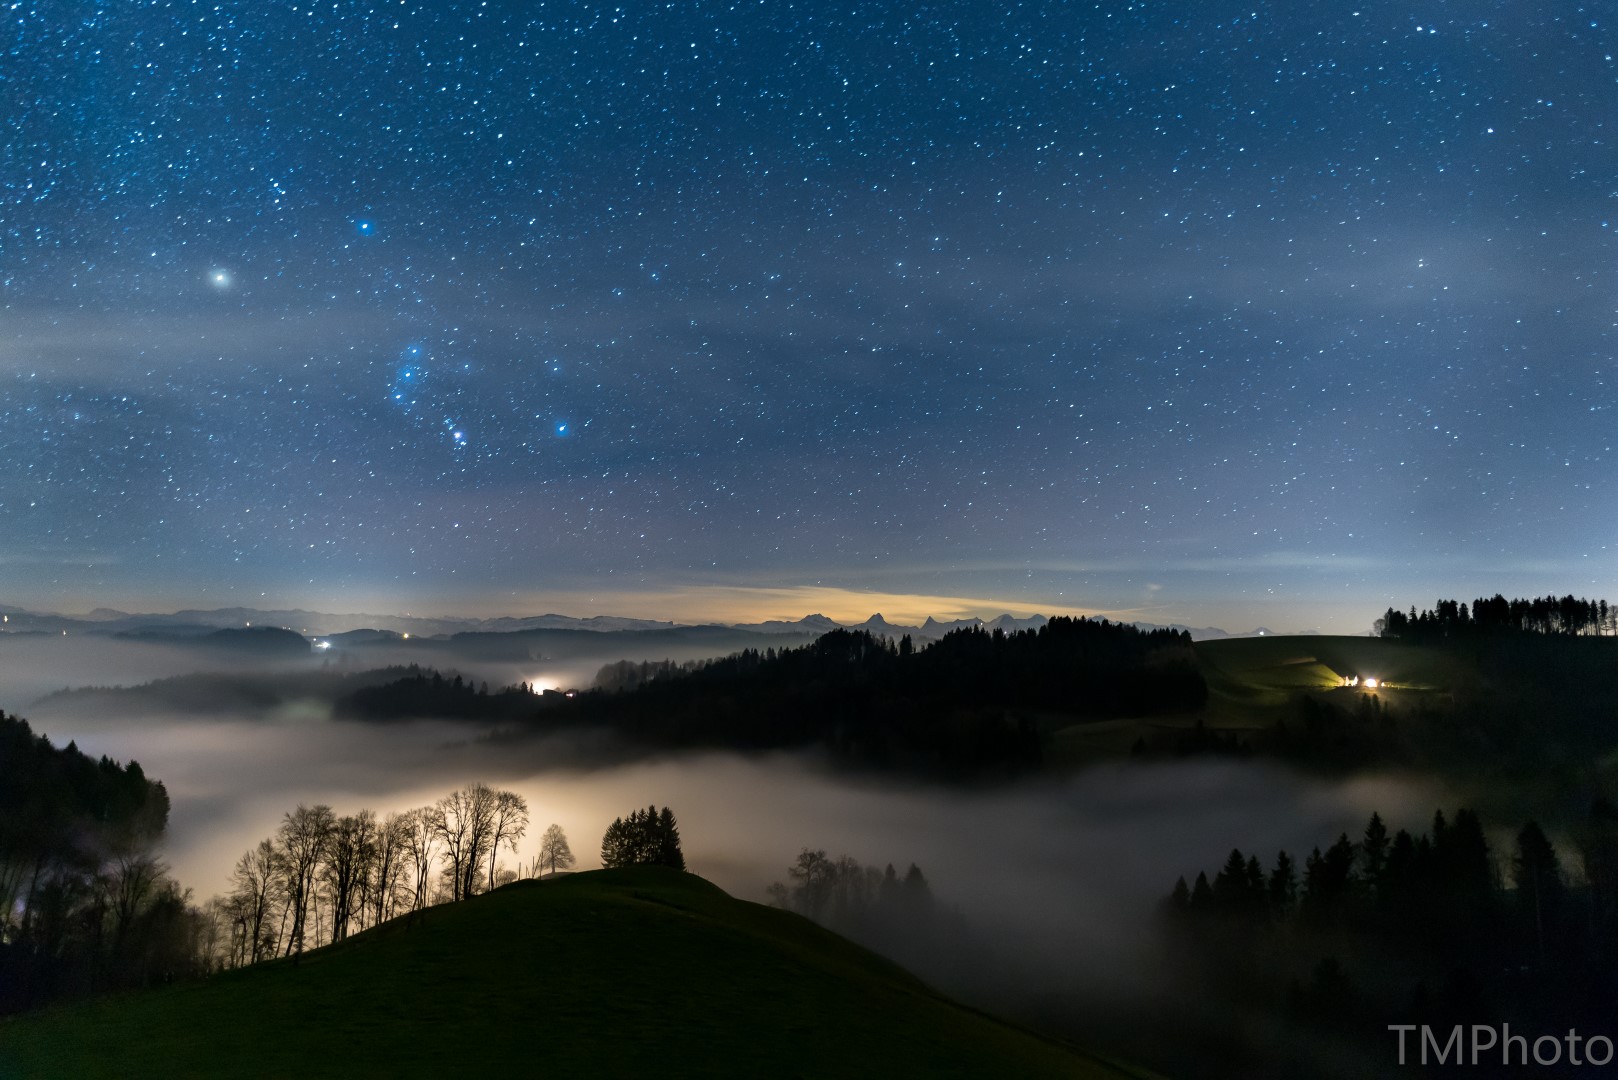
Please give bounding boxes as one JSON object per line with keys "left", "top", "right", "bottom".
{"left": 0, "top": 712, "right": 169, "bottom": 849}
{"left": 0, "top": 713, "right": 185, "bottom": 1012}
{"left": 568, "top": 619, "right": 1205, "bottom": 778}
{"left": 1379, "top": 594, "right": 1616, "bottom": 640}
{"left": 336, "top": 618, "right": 1207, "bottom": 780}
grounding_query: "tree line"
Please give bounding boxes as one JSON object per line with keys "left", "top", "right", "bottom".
{"left": 336, "top": 621, "right": 1205, "bottom": 780}
{"left": 205, "top": 784, "right": 554, "bottom": 969}
{"left": 575, "top": 620, "right": 1206, "bottom": 780}
{"left": 335, "top": 666, "right": 561, "bottom": 722}
{"left": 2, "top": 737, "right": 692, "bottom": 1014}
{"left": 764, "top": 847, "right": 993, "bottom": 996}
{"left": 1159, "top": 803, "right": 1618, "bottom": 1073}
{"left": 597, "top": 619, "right": 1201, "bottom": 712}
{"left": 1364, "top": 596, "right": 1618, "bottom": 783}
{"left": 205, "top": 793, "right": 688, "bottom": 974}
{"left": 0, "top": 712, "right": 199, "bottom": 1014}
{"left": 601, "top": 806, "right": 684, "bottom": 871}
{"left": 768, "top": 849, "right": 934, "bottom": 930}
{"left": 1378, "top": 594, "right": 1617, "bottom": 640}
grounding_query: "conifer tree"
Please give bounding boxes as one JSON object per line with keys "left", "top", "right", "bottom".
{"left": 1380, "top": 829, "right": 1418, "bottom": 918}
{"left": 1448, "top": 809, "right": 1494, "bottom": 900}
{"left": 1267, "top": 851, "right": 1297, "bottom": 918}
{"left": 600, "top": 805, "right": 685, "bottom": 870}
{"left": 1213, "top": 848, "right": 1250, "bottom": 915}
{"left": 1512, "top": 820, "right": 1564, "bottom": 960}
{"left": 600, "top": 816, "right": 631, "bottom": 868}
{"left": 1189, "top": 871, "right": 1214, "bottom": 913}
{"left": 1244, "top": 855, "right": 1266, "bottom": 917}
{"left": 657, "top": 806, "right": 685, "bottom": 871}
{"left": 1361, "top": 812, "right": 1389, "bottom": 894}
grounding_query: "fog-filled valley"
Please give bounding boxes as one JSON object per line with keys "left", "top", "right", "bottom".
{"left": 7, "top": 625, "right": 821, "bottom": 710}
{"left": 11, "top": 608, "right": 1618, "bottom": 1079}
{"left": 3, "top": 625, "right": 1453, "bottom": 1077}
{"left": 10, "top": 628, "right": 1429, "bottom": 898}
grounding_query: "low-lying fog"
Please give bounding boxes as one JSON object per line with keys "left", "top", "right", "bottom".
{"left": 0, "top": 632, "right": 614, "bottom": 708}
{"left": 9, "top": 633, "right": 1447, "bottom": 1062}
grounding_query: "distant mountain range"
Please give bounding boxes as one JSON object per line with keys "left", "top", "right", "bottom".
{"left": 0, "top": 606, "right": 681, "bottom": 639}
{"left": 0, "top": 603, "right": 1295, "bottom": 643}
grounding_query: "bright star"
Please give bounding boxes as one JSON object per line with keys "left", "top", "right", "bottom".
{"left": 209, "top": 269, "right": 231, "bottom": 288}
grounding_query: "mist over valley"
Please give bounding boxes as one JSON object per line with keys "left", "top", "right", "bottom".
{"left": 3, "top": 609, "right": 1523, "bottom": 1078}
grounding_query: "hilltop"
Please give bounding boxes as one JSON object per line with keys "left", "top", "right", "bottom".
{"left": 0, "top": 866, "right": 1153, "bottom": 1079}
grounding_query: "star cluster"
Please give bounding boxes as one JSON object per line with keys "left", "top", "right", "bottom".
{"left": 3, "top": 2, "right": 1615, "bottom": 627}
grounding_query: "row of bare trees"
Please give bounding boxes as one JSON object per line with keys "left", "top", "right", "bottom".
{"left": 205, "top": 783, "right": 574, "bottom": 970}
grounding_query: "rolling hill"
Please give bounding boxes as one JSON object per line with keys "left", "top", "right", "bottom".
{"left": 0, "top": 866, "right": 1155, "bottom": 1079}
{"left": 1196, "top": 634, "right": 1464, "bottom": 702}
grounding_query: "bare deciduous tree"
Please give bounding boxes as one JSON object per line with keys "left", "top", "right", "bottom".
{"left": 323, "top": 810, "right": 376, "bottom": 943}
{"left": 536, "top": 823, "right": 575, "bottom": 877}
{"left": 432, "top": 784, "right": 498, "bottom": 902}
{"left": 100, "top": 849, "right": 168, "bottom": 955}
{"left": 486, "top": 790, "right": 529, "bottom": 893}
{"left": 276, "top": 803, "right": 335, "bottom": 957}
{"left": 209, "top": 784, "right": 540, "bottom": 975}
{"left": 401, "top": 807, "right": 439, "bottom": 912}
{"left": 371, "top": 811, "right": 411, "bottom": 926}
{"left": 229, "top": 839, "right": 281, "bottom": 963}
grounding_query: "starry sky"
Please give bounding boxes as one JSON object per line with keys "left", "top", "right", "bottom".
{"left": 4, "top": 1, "right": 1616, "bottom": 632}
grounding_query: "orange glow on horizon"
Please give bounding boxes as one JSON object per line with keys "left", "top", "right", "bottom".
{"left": 45, "top": 584, "right": 1176, "bottom": 632}
{"left": 484, "top": 584, "right": 1140, "bottom": 628}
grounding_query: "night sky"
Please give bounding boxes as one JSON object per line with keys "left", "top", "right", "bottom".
{"left": 5, "top": 2, "right": 1615, "bottom": 631}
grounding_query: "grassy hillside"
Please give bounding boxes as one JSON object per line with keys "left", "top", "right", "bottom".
{"left": 1195, "top": 634, "right": 1464, "bottom": 721}
{"left": 0, "top": 867, "right": 1153, "bottom": 1079}
{"left": 1045, "top": 634, "right": 1472, "bottom": 762}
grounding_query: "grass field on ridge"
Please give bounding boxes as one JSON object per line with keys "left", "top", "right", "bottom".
{"left": 0, "top": 866, "right": 1157, "bottom": 1079}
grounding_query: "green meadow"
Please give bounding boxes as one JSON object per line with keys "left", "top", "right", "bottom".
{"left": 1044, "top": 634, "right": 1467, "bottom": 763}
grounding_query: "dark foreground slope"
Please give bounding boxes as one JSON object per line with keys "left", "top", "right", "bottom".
{"left": 0, "top": 867, "right": 1152, "bottom": 1079}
